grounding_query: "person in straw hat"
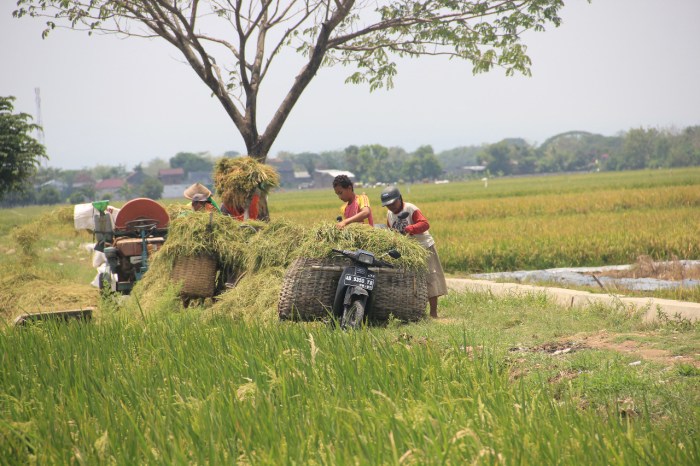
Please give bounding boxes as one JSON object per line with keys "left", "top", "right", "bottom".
{"left": 183, "top": 183, "right": 220, "bottom": 213}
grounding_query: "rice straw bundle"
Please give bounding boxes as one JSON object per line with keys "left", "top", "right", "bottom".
{"left": 208, "top": 267, "right": 285, "bottom": 323}
{"left": 295, "top": 223, "right": 429, "bottom": 272}
{"left": 213, "top": 156, "right": 280, "bottom": 209}
{"left": 243, "top": 219, "right": 307, "bottom": 272}
{"left": 157, "top": 211, "right": 259, "bottom": 270}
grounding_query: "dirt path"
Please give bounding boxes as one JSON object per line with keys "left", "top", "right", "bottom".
{"left": 579, "top": 331, "right": 699, "bottom": 367}
{"left": 446, "top": 278, "right": 700, "bottom": 322}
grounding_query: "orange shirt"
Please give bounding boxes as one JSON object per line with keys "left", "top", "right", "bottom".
{"left": 223, "top": 194, "right": 259, "bottom": 221}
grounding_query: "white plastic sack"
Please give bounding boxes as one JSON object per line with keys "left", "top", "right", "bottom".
{"left": 74, "top": 204, "right": 121, "bottom": 232}
{"left": 74, "top": 203, "right": 95, "bottom": 230}
{"left": 92, "top": 250, "right": 106, "bottom": 268}
{"left": 91, "top": 263, "right": 109, "bottom": 288}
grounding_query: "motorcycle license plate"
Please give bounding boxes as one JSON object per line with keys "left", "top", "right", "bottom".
{"left": 343, "top": 267, "right": 376, "bottom": 291}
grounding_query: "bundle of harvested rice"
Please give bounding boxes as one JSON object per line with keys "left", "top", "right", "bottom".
{"left": 243, "top": 219, "right": 307, "bottom": 272}
{"left": 166, "top": 202, "right": 191, "bottom": 220}
{"left": 0, "top": 270, "right": 98, "bottom": 321}
{"left": 213, "top": 157, "right": 280, "bottom": 209}
{"left": 157, "top": 211, "right": 260, "bottom": 270}
{"left": 294, "top": 223, "right": 429, "bottom": 271}
{"left": 207, "top": 267, "right": 285, "bottom": 324}
{"left": 129, "top": 217, "right": 428, "bottom": 320}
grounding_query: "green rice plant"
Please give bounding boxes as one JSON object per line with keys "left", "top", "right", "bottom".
{"left": 0, "top": 315, "right": 697, "bottom": 464}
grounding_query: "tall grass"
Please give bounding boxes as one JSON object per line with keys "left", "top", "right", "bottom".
{"left": 1, "top": 314, "right": 697, "bottom": 464}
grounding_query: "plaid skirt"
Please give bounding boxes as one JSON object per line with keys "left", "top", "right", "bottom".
{"left": 426, "top": 244, "right": 448, "bottom": 298}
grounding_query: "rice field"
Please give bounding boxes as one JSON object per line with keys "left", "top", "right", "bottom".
{"left": 0, "top": 168, "right": 698, "bottom": 464}
{"left": 271, "top": 168, "right": 700, "bottom": 272}
{"left": 1, "top": 310, "right": 698, "bottom": 465}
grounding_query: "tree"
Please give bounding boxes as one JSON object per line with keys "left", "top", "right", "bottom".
{"left": 92, "top": 164, "right": 128, "bottom": 180}
{"left": 143, "top": 157, "right": 169, "bottom": 177}
{"left": 139, "top": 177, "right": 164, "bottom": 199}
{"left": 15, "top": 1, "right": 565, "bottom": 164}
{"left": 608, "top": 128, "right": 668, "bottom": 171}
{"left": 0, "top": 96, "right": 47, "bottom": 200}
{"left": 169, "top": 152, "right": 213, "bottom": 174}
{"left": 482, "top": 141, "right": 515, "bottom": 176}
{"left": 36, "top": 186, "right": 62, "bottom": 205}
{"left": 413, "top": 145, "right": 442, "bottom": 180}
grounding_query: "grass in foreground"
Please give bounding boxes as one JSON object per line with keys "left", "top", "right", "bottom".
{"left": 1, "top": 291, "right": 698, "bottom": 465}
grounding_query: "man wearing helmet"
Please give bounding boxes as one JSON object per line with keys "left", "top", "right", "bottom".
{"left": 381, "top": 186, "right": 447, "bottom": 318}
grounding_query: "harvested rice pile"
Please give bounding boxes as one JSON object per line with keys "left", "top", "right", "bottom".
{"left": 130, "top": 218, "right": 428, "bottom": 319}
{"left": 1, "top": 206, "right": 98, "bottom": 321}
{"left": 208, "top": 267, "right": 286, "bottom": 324}
{"left": 0, "top": 270, "right": 98, "bottom": 321}
{"left": 213, "top": 157, "right": 280, "bottom": 209}
{"left": 157, "top": 211, "right": 261, "bottom": 270}
{"left": 295, "top": 223, "right": 429, "bottom": 272}
{"left": 11, "top": 206, "right": 75, "bottom": 256}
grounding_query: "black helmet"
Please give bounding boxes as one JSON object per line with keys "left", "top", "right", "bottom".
{"left": 380, "top": 186, "right": 401, "bottom": 206}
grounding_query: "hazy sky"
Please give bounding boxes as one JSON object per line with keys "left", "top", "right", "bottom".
{"left": 2, "top": 0, "right": 699, "bottom": 170}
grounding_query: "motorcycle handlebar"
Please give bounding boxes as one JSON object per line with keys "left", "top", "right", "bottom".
{"left": 331, "top": 248, "right": 395, "bottom": 268}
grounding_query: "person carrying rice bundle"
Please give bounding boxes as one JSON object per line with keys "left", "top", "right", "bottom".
{"left": 214, "top": 157, "right": 280, "bottom": 221}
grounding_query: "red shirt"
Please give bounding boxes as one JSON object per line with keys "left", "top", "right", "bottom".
{"left": 223, "top": 194, "right": 259, "bottom": 221}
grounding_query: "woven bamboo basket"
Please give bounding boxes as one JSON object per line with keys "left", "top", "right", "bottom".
{"left": 278, "top": 257, "right": 428, "bottom": 322}
{"left": 171, "top": 255, "right": 217, "bottom": 298}
{"left": 371, "top": 269, "right": 428, "bottom": 322}
{"left": 278, "top": 257, "right": 347, "bottom": 321}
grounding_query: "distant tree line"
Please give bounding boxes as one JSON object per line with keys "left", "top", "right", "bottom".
{"left": 477, "top": 127, "right": 700, "bottom": 176}
{"left": 2, "top": 115, "right": 698, "bottom": 207}
{"left": 0, "top": 150, "right": 222, "bottom": 207}
{"left": 277, "top": 144, "right": 443, "bottom": 184}
{"left": 275, "top": 126, "right": 700, "bottom": 183}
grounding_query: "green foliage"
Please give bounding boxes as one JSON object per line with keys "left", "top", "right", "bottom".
{"left": 170, "top": 151, "right": 214, "bottom": 173}
{"left": 13, "top": 1, "right": 567, "bottom": 160}
{"left": 0, "top": 96, "right": 47, "bottom": 200}
{"left": 0, "top": 311, "right": 697, "bottom": 464}
{"left": 36, "top": 186, "right": 62, "bottom": 205}
{"left": 139, "top": 177, "right": 164, "bottom": 199}
{"left": 605, "top": 127, "right": 698, "bottom": 171}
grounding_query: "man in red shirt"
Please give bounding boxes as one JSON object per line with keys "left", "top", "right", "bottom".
{"left": 381, "top": 186, "right": 447, "bottom": 318}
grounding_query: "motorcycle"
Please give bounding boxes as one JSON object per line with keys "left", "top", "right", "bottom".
{"left": 330, "top": 244, "right": 402, "bottom": 329}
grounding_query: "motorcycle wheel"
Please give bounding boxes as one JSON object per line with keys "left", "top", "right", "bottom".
{"left": 341, "top": 299, "right": 365, "bottom": 330}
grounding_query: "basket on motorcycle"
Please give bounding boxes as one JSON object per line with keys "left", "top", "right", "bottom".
{"left": 371, "top": 269, "right": 428, "bottom": 322}
{"left": 278, "top": 256, "right": 428, "bottom": 322}
{"left": 171, "top": 254, "right": 217, "bottom": 298}
{"left": 278, "top": 257, "right": 348, "bottom": 321}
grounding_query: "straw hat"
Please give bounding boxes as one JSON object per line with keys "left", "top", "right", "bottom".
{"left": 183, "top": 183, "right": 212, "bottom": 200}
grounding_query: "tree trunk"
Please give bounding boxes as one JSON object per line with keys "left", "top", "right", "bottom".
{"left": 257, "top": 195, "right": 270, "bottom": 221}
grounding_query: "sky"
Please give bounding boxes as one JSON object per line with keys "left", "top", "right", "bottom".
{"left": 1, "top": 0, "right": 699, "bottom": 170}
